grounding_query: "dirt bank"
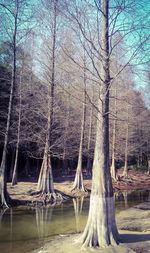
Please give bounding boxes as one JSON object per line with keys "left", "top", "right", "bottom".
{"left": 7, "top": 170, "right": 150, "bottom": 204}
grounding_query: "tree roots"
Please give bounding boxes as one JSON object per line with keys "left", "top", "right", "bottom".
{"left": 71, "top": 187, "right": 89, "bottom": 197}
{"left": 28, "top": 189, "right": 71, "bottom": 206}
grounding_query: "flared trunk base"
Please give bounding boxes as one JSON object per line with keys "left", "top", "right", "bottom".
{"left": 0, "top": 189, "right": 13, "bottom": 209}
{"left": 111, "top": 163, "right": 118, "bottom": 182}
{"left": 80, "top": 195, "right": 119, "bottom": 248}
{"left": 72, "top": 171, "right": 86, "bottom": 193}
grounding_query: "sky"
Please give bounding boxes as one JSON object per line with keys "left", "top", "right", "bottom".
{"left": 109, "top": 0, "right": 150, "bottom": 103}
{"left": 0, "top": 0, "right": 150, "bottom": 104}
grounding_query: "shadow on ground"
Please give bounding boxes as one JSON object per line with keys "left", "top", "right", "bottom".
{"left": 120, "top": 233, "right": 150, "bottom": 243}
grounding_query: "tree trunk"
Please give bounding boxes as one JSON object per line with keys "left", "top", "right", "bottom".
{"left": 9, "top": 150, "right": 15, "bottom": 181}
{"left": 11, "top": 147, "right": 19, "bottom": 186}
{"left": 62, "top": 86, "right": 70, "bottom": 176}
{"left": 86, "top": 158, "right": 92, "bottom": 177}
{"left": 37, "top": 141, "right": 54, "bottom": 195}
{"left": 0, "top": 0, "right": 18, "bottom": 207}
{"left": 123, "top": 102, "right": 129, "bottom": 178}
{"left": 37, "top": 0, "right": 57, "bottom": 201}
{"left": 12, "top": 73, "right": 22, "bottom": 186}
{"left": 62, "top": 159, "right": 69, "bottom": 176}
{"left": 72, "top": 49, "right": 86, "bottom": 191}
{"left": 72, "top": 100, "right": 85, "bottom": 191}
{"left": 24, "top": 156, "right": 29, "bottom": 177}
{"left": 137, "top": 154, "right": 140, "bottom": 168}
{"left": 137, "top": 123, "right": 142, "bottom": 168}
{"left": 80, "top": 99, "right": 119, "bottom": 247}
{"left": 86, "top": 89, "right": 93, "bottom": 177}
{"left": 110, "top": 83, "right": 118, "bottom": 181}
{"left": 147, "top": 160, "right": 150, "bottom": 176}
{"left": 80, "top": 0, "right": 119, "bottom": 247}
{"left": 146, "top": 142, "right": 150, "bottom": 175}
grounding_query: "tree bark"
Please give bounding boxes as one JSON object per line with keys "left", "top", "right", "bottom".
{"left": 0, "top": 0, "right": 18, "bottom": 207}
{"left": 146, "top": 141, "right": 150, "bottom": 175}
{"left": 62, "top": 86, "right": 70, "bottom": 175}
{"left": 72, "top": 96, "right": 86, "bottom": 191}
{"left": 12, "top": 73, "right": 22, "bottom": 186}
{"left": 110, "top": 83, "right": 118, "bottom": 181}
{"left": 24, "top": 156, "right": 29, "bottom": 177}
{"left": 123, "top": 102, "right": 129, "bottom": 178}
{"left": 86, "top": 89, "right": 93, "bottom": 177}
{"left": 147, "top": 160, "right": 150, "bottom": 176}
{"left": 9, "top": 149, "right": 15, "bottom": 181}
{"left": 37, "top": 140, "right": 54, "bottom": 195}
{"left": 80, "top": 0, "right": 119, "bottom": 247}
{"left": 72, "top": 49, "right": 86, "bottom": 191}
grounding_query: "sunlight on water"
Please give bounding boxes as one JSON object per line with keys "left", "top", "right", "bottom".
{"left": 0, "top": 190, "right": 149, "bottom": 253}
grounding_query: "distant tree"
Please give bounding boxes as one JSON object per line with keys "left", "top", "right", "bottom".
{"left": 0, "top": 64, "right": 11, "bottom": 148}
{"left": 0, "top": 0, "right": 19, "bottom": 207}
{"left": 72, "top": 45, "right": 87, "bottom": 192}
{"left": 110, "top": 81, "right": 118, "bottom": 181}
{"left": 0, "top": 0, "right": 35, "bottom": 205}
{"left": 36, "top": 0, "right": 63, "bottom": 202}
{"left": 11, "top": 70, "right": 22, "bottom": 185}
{"left": 86, "top": 88, "right": 94, "bottom": 177}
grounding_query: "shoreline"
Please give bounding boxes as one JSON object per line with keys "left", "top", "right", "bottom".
{"left": 7, "top": 170, "right": 150, "bottom": 207}
{"left": 29, "top": 202, "right": 150, "bottom": 253}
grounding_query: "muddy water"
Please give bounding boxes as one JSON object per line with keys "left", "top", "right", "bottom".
{"left": 0, "top": 190, "right": 149, "bottom": 253}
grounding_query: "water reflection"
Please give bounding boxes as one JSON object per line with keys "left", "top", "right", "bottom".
{"left": 0, "top": 190, "right": 149, "bottom": 253}
{"left": 115, "top": 191, "right": 129, "bottom": 209}
{"left": 115, "top": 190, "right": 150, "bottom": 211}
{"left": 0, "top": 208, "right": 13, "bottom": 253}
{"left": 0, "top": 208, "right": 8, "bottom": 224}
{"left": 36, "top": 207, "right": 54, "bottom": 239}
{"left": 123, "top": 191, "right": 128, "bottom": 208}
{"left": 73, "top": 197, "right": 84, "bottom": 232}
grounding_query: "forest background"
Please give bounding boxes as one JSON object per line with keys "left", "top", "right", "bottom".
{"left": 0, "top": 0, "right": 150, "bottom": 207}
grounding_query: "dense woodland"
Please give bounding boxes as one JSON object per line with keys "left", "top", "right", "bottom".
{"left": 0, "top": 0, "right": 150, "bottom": 207}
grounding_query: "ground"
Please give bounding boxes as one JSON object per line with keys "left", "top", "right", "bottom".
{"left": 117, "top": 202, "right": 150, "bottom": 253}
{"left": 29, "top": 202, "right": 150, "bottom": 253}
{"left": 7, "top": 169, "right": 150, "bottom": 204}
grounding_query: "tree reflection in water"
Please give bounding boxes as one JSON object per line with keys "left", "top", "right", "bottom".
{"left": 0, "top": 207, "right": 8, "bottom": 225}
{"left": 115, "top": 190, "right": 150, "bottom": 211}
{"left": 73, "top": 197, "right": 84, "bottom": 232}
{"left": 122, "top": 191, "right": 128, "bottom": 209}
{"left": 36, "top": 206, "right": 54, "bottom": 239}
{"left": 0, "top": 208, "right": 13, "bottom": 252}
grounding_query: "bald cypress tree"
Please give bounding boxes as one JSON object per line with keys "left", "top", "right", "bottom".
{"left": 80, "top": 0, "right": 119, "bottom": 247}
{"left": 0, "top": 0, "right": 19, "bottom": 207}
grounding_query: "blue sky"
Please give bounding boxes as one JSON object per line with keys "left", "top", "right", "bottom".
{"left": 0, "top": 0, "right": 149, "bottom": 99}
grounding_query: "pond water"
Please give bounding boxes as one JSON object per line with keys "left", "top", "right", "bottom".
{"left": 0, "top": 190, "right": 149, "bottom": 253}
